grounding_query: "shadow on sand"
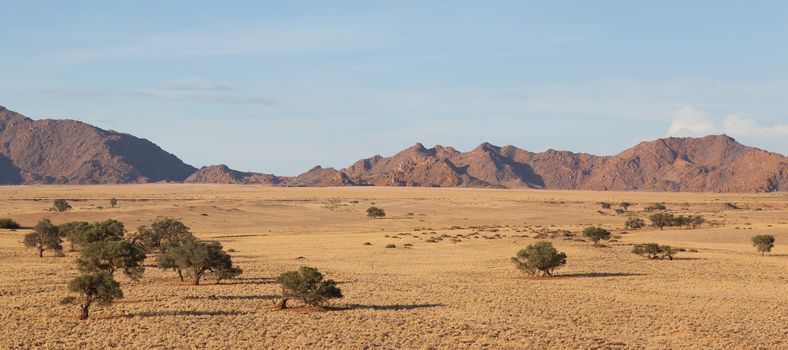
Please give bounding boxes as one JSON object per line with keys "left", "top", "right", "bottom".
{"left": 327, "top": 303, "right": 444, "bottom": 311}
{"left": 182, "top": 294, "right": 278, "bottom": 301}
{"left": 124, "top": 310, "right": 254, "bottom": 318}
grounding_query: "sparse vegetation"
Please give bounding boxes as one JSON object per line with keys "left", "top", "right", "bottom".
{"left": 23, "top": 219, "right": 62, "bottom": 257}
{"left": 0, "top": 218, "right": 21, "bottom": 229}
{"left": 599, "top": 202, "right": 612, "bottom": 209}
{"left": 625, "top": 216, "right": 646, "bottom": 229}
{"left": 619, "top": 202, "right": 633, "bottom": 211}
{"left": 582, "top": 227, "right": 611, "bottom": 246}
{"left": 649, "top": 213, "right": 705, "bottom": 230}
{"left": 60, "top": 272, "right": 122, "bottom": 320}
{"left": 53, "top": 199, "right": 72, "bottom": 212}
{"left": 110, "top": 197, "right": 118, "bottom": 208}
{"left": 511, "top": 241, "right": 567, "bottom": 277}
{"left": 751, "top": 235, "right": 775, "bottom": 255}
{"left": 385, "top": 243, "right": 396, "bottom": 248}
{"left": 275, "top": 266, "right": 343, "bottom": 309}
{"left": 632, "top": 243, "right": 676, "bottom": 260}
{"left": 366, "top": 207, "right": 386, "bottom": 219}
{"left": 644, "top": 203, "right": 667, "bottom": 212}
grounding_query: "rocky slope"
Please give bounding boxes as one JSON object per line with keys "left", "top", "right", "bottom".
{"left": 184, "top": 164, "right": 283, "bottom": 185}
{"left": 0, "top": 106, "right": 196, "bottom": 184}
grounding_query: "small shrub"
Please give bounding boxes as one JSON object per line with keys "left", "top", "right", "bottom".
{"left": 644, "top": 203, "right": 667, "bottom": 212}
{"left": 614, "top": 209, "right": 625, "bottom": 214}
{"left": 511, "top": 241, "right": 567, "bottom": 277}
{"left": 751, "top": 235, "right": 775, "bottom": 255}
{"left": 275, "top": 266, "right": 342, "bottom": 309}
{"left": 632, "top": 243, "right": 676, "bottom": 260}
{"left": 0, "top": 218, "right": 21, "bottom": 229}
{"left": 625, "top": 216, "right": 645, "bottom": 229}
{"left": 600, "top": 202, "right": 612, "bottom": 209}
{"left": 362, "top": 242, "right": 372, "bottom": 246}
{"left": 60, "top": 272, "right": 122, "bottom": 320}
{"left": 385, "top": 243, "right": 396, "bottom": 248}
{"left": 110, "top": 197, "right": 118, "bottom": 208}
{"left": 582, "top": 227, "right": 611, "bottom": 246}
{"left": 53, "top": 199, "right": 72, "bottom": 212}
{"left": 367, "top": 207, "right": 386, "bottom": 219}
{"left": 619, "top": 202, "right": 633, "bottom": 211}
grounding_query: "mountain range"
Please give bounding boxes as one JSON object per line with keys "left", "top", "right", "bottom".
{"left": 2, "top": 105, "right": 786, "bottom": 192}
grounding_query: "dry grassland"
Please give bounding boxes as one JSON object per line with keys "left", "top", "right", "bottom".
{"left": 1, "top": 185, "right": 786, "bottom": 349}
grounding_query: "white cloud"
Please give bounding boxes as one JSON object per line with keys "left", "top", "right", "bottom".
{"left": 722, "top": 115, "right": 788, "bottom": 135}
{"left": 666, "top": 106, "right": 717, "bottom": 136}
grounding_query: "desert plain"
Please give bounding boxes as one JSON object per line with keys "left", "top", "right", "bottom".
{"left": 0, "top": 184, "right": 786, "bottom": 349}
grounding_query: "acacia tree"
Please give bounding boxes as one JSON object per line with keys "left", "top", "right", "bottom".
{"left": 60, "top": 272, "right": 123, "bottom": 320}
{"left": 275, "top": 266, "right": 343, "bottom": 309}
{"left": 68, "top": 220, "right": 125, "bottom": 248}
{"left": 511, "top": 241, "right": 567, "bottom": 277}
{"left": 131, "top": 217, "right": 193, "bottom": 253}
{"left": 751, "top": 235, "right": 775, "bottom": 255}
{"left": 53, "top": 199, "right": 72, "bottom": 212}
{"left": 632, "top": 243, "right": 676, "bottom": 260}
{"left": 582, "top": 227, "right": 611, "bottom": 246}
{"left": 110, "top": 198, "right": 118, "bottom": 208}
{"left": 76, "top": 240, "right": 146, "bottom": 280}
{"left": 23, "top": 219, "right": 62, "bottom": 257}
{"left": 59, "top": 221, "right": 90, "bottom": 251}
{"left": 366, "top": 207, "right": 386, "bottom": 219}
{"left": 649, "top": 213, "right": 674, "bottom": 230}
{"left": 156, "top": 238, "right": 241, "bottom": 285}
{"left": 625, "top": 216, "right": 645, "bottom": 229}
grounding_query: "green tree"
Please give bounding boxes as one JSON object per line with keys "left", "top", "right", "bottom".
{"left": 625, "top": 216, "right": 645, "bottom": 229}
{"left": 275, "top": 266, "right": 343, "bottom": 309}
{"left": 751, "top": 235, "right": 775, "bottom": 255}
{"left": 131, "top": 217, "right": 193, "bottom": 253}
{"left": 582, "top": 227, "right": 611, "bottom": 246}
{"left": 23, "top": 219, "right": 62, "bottom": 257}
{"left": 366, "top": 207, "right": 386, "bottom": 219}
{"left": 688, "top": 215, "right": 705, "bottom": 228}
{"left": 644, "top": 203, "right": 667, "bottom": 212}
{"left": 156, "top": 238, "right": 241, "bottom": 285}
{"left": 53, "top": 199, "right": 72, "bottom": 212}
{"left": 649, "top": 213, "right": 675, "bottom": 230}
{"left": 58, "top": 221, "right": 90, "bottom": 251}
{"left": 511, "top": 241, "right": 567, "bottom": 277}
{"left": 76, "top": 240, "right": 146, "bottom": 280}
{"left": 69, "top": 220, "right": 125, "bottom": 248}
{"left": 60, "top": 272, "right": 123, "bottom": 320}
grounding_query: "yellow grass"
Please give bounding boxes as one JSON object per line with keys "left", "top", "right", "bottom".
{"left": 1, "top": 185, "right": 786, "bottom": 349}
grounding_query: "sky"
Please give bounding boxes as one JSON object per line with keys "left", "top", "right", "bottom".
{"left": 2, "top": 1, "right": 787, "bottom": 175}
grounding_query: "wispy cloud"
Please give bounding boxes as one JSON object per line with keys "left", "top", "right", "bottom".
{"left": 667, "top": 106, "right": 716, "bottom": 136}
{"left": 722, "top": 115, "right": 788, "bottom": 135}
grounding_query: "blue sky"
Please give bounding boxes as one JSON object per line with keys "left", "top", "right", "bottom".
{"left": 2, "top": 1, "right": 787, "bottom": 175}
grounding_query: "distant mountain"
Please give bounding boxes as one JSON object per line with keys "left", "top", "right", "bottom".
{"left": 2, "top": 105, "right": 786, "bottom": 192}
{"left": 0, "top": 106, "right": 196, "bottom": 184}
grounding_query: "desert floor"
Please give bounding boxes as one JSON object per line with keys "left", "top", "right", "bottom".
{"left": 1, "top": 185, "right": 786, "bottom": 349}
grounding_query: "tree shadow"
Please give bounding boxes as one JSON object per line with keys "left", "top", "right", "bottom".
{"left": 327, "top": 303, "right": 444, "bottom": 311}
{"left": 182, "top": 294, "right": 278, "bottom": 301}
{"left": 124, "top": 310, "right": 254, "bottom": 318}
{"left": 557, "top": 272, "right": 646, "bottom": 278}
{"left": 671, "top": 257, "right": 706, "bottom": 261}
{"left": 222, "top": 277, "right": 275, "bottom": 285}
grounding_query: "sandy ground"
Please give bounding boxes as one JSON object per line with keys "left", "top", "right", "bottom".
{"left": 0, "top": 185, "right": 786, "bottom": 349}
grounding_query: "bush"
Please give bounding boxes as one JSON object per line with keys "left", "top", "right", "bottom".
{"left": 110, "top": 197, "right": 118, "bottom": 208}
{"left": 632, "top": 243, "right": 676, "bottom": 260}
{"left": 649, "top": 213, "right": 674, "bottom": 230}
{"left": 511, "top": 241, "right": 567, "bottom": 277}
{"left": 130, "top": 217, "right": 194, "bottom": 253}
{"left": 53, "top": 199, "right": 72, "bottom": 212}
{"left": 0, "top": 218, "right": 21, "bottom": 229}
{"left": 60, "top": 272, "right": 122, "bottom": 320}
{"left": 599, "top": 202, "right": 612, "bottom": 209}
{"left": 619, "top": 202, "right": 633, "bottom": 211}
{"left": 367, "top": 207, "right": 386, "bottom": 219}
{"left": 625, "top": 216, "right": 645, "bottom": 229}
{"left": 751, "top": 235, "right": 775, "bottom": 255}
{"left": 385, "top": 243, "right": 396, "bottom": 248}
{"left": 275, "top": 266, "right": 343, "bottom": 309}
{"left": 582, "top": 227, "right": 611, "bottom": 246}
{"left": 644, "top": 203, "right": 667, "bottom": 212}
{"left": 76, "top": 240, "right": 146, "bottom": 280}
{"left": 156, "top": 238, "right": 241, "bottom": 285}
{"left": 23, "top": 219, "right": 62, "bottom": 257}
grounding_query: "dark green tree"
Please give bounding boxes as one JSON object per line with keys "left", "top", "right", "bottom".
{"left": 76, "top": 240, "right": 146, "bottom": 280}
{"left": 156, "top": 238, "right": 241, "bottom": 285}
{"left": 58, "top": 221, "right": 90, "bottom": 251}
{"left": 60, "top": 272, "right": 123, "bottom": 320}
{"left": 68, "top": 220, "right": 125, "bottom": 248}
{"left": 511, "top": 241, "right": 567, "bottom": 277}
{"left": 751, "top": 235, "right": 775, "bottom": 255}
{"left": 582, "top": 227, "right": 611, "bottom": 246}
{"left": 275, "top": 266, "right": 343, "bottom": 309}
{"left": 53, "top": 199, "right": 72, "bottom": 212}
{"left": 632, "top": 243, "right": 676, "bottom": 260}
{"left": 23, "top": 219, "right": 62, "bottom": 257}
{"left": 649, "top": 213, "right": 675, "bottom": 230}
{"left": 131, "top": 217, "right": 193, "bottom": 253}
{"left": 366, "top": 207, "right": 386, "bottom": 219}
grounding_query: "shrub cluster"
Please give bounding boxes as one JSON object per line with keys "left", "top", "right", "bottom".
{"left": 649, "top": 213, "right": 704, "bottom": 230}
{"left": 632, "top": 243, "right": 676, "bottom": 260}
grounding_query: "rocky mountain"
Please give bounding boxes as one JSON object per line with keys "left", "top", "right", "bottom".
{"left": 184, "top": 164, "right": 283, "bottom": 185}
{"left": 0, "top": 106, "right": 196, "bottom": 184}
{"left": 1, "top": 105, "right": 785, "bottom": 192}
